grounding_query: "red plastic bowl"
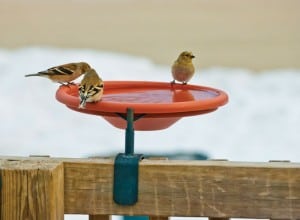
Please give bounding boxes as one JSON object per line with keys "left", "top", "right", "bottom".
{"left": 56, "top": 81, "right": 228, "bottom": 130}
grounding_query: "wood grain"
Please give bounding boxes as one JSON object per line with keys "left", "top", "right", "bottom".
{"left": 149, "top": 216, "right": 169, "bottom": 220}
{"left": 64, "top": 159, "right": 300, "bottom": 218}
{"left": 1, "top": 157, "right": 300, "bottom": 219}
{"left": 89, "top": 214, "right": 111, "bottom": 220}
{"left": 0, "top": 158, "right": 64, "bottom": 220}
{"left": 209, "top": 218, "right": 229, "bottom": 220}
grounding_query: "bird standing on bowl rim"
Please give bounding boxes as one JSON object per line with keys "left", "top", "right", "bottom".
{"left": 25, "top": 62, "right": 91, "bottom": 85}
{"left": 171, "top": 51, "right": 195, "bottom": 85}
{"left": 78, "top": 68, "right": 104, "bottom": 109}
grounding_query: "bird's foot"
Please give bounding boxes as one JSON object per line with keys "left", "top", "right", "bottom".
{"left": 170, "top": 80, "right": 176, "bottom": 85}
{"left": 66, "top": 82, "right": 76, "bottom": 87}
{"left": 58, "top": 82, "right": 68, "bottom": 86}
{"left": 182, "top": 82, "right": 187, "bottom": 85}
{"left": 59, "top": 82, "right": 76, "bottom": 87}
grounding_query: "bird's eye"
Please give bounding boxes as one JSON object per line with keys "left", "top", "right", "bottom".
{"left": 93, "top": 87, "right": 100, "bottom": 92}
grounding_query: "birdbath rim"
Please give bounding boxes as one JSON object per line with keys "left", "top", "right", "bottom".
{"left": 56, "top": 80, "right": 228, "bottom": 130}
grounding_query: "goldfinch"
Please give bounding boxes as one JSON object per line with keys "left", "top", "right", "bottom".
{"left": 78, "top": 68, "right": 104, "bottom": 109}
{"left": 171, "top": 51, "right": 195, "bottom": 84}
{"left": 25, "top": 62, "right": 91, "bottom": 84}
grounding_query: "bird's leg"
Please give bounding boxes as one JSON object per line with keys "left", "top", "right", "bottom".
{"left": 58, "top": 82, "right": 67, "bottom": 86}
{"left": 182, "top": 82, "right": 187, "bottom": 85}
{"left": 58, "top": 82, "right": 74, "bottom": 88}
{"left": 170, "top": 80, "right": 176, "bottom": 85}
{"left": 59, "top": 82, "right": 75, "bottom": 87}
{"left": 67, "top": 82, "right": 76, "bottom": 86}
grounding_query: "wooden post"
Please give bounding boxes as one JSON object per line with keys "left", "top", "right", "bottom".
{"left": 0, "top": 158, "right": 64, "bottom": 220}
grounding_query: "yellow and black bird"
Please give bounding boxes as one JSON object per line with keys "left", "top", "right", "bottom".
{"left": 25, "top": 62, "right": 91, "bottom": 84}
{"left": 78, "top": 68, "right": 104, "bottom": 109}
{"left": 171, "top": 51, "right": 195, "bottom": 84}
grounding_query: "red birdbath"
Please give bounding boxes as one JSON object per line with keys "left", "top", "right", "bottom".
{"left": 56, "top": 81, "right": 228, "bottom": 131}
{"left": 56, "top": 80, "right": 229, "bottom": 205}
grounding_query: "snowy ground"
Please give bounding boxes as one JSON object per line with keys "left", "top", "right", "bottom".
{"left": 0, "top": 47, "right": 299, "bottom": 219}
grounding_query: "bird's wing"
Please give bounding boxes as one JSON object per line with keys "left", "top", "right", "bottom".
{"left": 44, "top": 63, "right": 78, "bottom": 75}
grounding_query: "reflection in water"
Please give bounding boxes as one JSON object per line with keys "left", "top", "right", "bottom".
{"left": 75, "top": 87, "right": 217, "bottom": 104}
{"left": 172, "top": 90, "right": 195, "bottom": 102}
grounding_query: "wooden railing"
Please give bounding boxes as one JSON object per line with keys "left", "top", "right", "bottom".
{"left": 0, "top": 156, "right": 299, "bottom": 219}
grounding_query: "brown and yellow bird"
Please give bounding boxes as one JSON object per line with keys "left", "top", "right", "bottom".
{"left": 78, "top": 68, "right": 104, "bottom": 109}
{"left": 171, "top": 51, "right": 195, "bottom": 85}
{"left": 25, "top": 62, "right": 91, "bottom": 84}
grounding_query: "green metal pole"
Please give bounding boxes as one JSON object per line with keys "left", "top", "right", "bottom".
{"left": 114, "top": 108, "right": 143, "bottom": 205}
{"left": 125, "top": 108, "right": 134, "bottom": 155}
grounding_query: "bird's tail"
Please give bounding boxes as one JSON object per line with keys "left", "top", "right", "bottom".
{"left": 24, "top": 73, "right": 40, "bottom": 77}
{"left": 25, "top": 70, "right": 50, "bottom": 77}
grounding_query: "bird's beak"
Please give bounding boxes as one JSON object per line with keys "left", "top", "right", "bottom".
{"left": 191, "top": 55, "right": 195, "bottom": 58}
{"left": 79, "top": 96, "right": 87, "bottom": 109}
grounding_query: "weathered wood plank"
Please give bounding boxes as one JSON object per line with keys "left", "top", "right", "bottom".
{"left": 63, "top": 159, "right": 300, "bottom": 219}
{"left": 89, "top": 214, "right": 111, "bottom": 220}
{"left": 149, "top": 216, "right": 169, "bottom": 220}
{"left": 0, "top": 158, "right": 64, "bottom": 220}
{"left": 1, "top": 157, "right": 300, "bottom": 219}
{"left": 209, "top": 218, "right": 229, "bottom": 220}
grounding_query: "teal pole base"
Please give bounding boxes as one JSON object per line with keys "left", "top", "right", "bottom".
{"left": 113, "top": 108, "right": 144, "bottom": 205}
